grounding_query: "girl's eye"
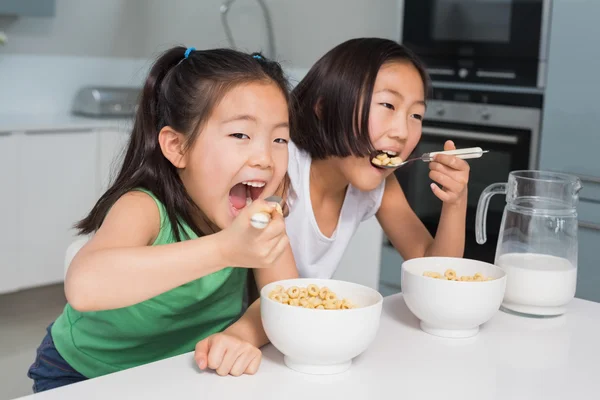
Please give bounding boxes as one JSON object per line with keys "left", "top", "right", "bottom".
{"left": 381, "top": 103, "right": 395, "bottom": 110}
{"left": 411, "top": 114, "right": 423, "bottom": 121}
{"left": 274, "top": 138, "right": 288, "bottom": 144}
{"left": 230, "top": 133, "right": 250, "bottom": 139}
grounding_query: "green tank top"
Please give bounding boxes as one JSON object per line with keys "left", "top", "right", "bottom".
{"left": 51, "top": 189, "right": 247, "bottom": 378}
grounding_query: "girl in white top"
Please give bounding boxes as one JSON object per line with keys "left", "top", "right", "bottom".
{"left": 286, "top": 38, "right": 471, "bottom": 279}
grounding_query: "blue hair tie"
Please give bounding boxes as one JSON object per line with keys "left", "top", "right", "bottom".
{"left": 253, "top": 54, "right": 263, "bottom": 60}
{"left": 184, "top": 47, "right": 196, "bottom": 59}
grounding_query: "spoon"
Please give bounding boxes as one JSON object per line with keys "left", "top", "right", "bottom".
{"left": 372, "top": 147, "right": 489, "bottom": 169}
{"left": 250, "top": 195, "right": 285, "bottom": 229}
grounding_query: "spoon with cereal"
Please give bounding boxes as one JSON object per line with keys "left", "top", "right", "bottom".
{"left": 371, "top": 147, "right": 489, "bottom": 169}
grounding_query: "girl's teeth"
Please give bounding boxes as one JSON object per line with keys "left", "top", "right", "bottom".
{"left": 385, "top": 151, "right": 397, "bottom": 156}
{"left": 242, "top": 181, "right": 266, "bottom": 188}
{"left": 246, "top": 197, "right": 252, "bottom": 206}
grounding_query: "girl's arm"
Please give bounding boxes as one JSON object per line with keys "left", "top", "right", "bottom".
{"left": 66, "top": 191, "right": 286, "bottom": 312}
{"left": 377, "top": 140, "right": 469, "bottom": 260}
{"left": 222, "top": 244, "right": 299, "bottom": 348}
{"left": 376, "top": 175, "right": 466, "bottom": 259}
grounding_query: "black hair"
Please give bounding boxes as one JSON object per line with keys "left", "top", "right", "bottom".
{"left": 291, "top": 38, "right": 430, "bottom": 160}
{"left": 76, "top": 47, "right": 292, "bottom": 241}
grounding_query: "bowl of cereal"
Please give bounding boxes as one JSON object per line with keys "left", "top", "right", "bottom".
{"left": 260, "top": 278, "right": 383, "bottom": 375}
{"left": 401, "top": 257, "right": 507, "bottom": 339}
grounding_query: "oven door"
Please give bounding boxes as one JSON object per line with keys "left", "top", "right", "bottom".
{"left": 394, "top": 122, "right": 531, "bottom": 264}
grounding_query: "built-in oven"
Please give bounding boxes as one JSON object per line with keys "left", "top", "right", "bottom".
{"left": 393, "top": 87, "right": 543, "bottom": 264}
{"left": 401, "top": 0, "right": 552, "bottom": 88}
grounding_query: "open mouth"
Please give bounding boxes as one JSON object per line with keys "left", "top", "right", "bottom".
{"left": 370, "top": 150, "right": 403, "bottom": 169}
{"left": 229, "top": 180, "right": 266, "bottom": 215}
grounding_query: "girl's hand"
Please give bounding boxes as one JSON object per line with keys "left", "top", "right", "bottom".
{"left": 217, "top": 198, "right": 288, "bottom": 269}
{"left": 428, "top": 140, "right": 470, "bottom": 205}
{"left": 194, "top": 333, "right": 261, "bottom": 377}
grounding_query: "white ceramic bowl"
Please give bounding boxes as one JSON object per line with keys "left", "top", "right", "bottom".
{"left": 401, "top": 257, "right": 507, "bottom": 338}
{"left": 260, "top": 278, "right": 383, "bottom": 375}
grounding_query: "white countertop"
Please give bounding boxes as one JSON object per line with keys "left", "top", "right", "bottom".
{"left": 0, "top": 113, "right": 132, "bottom": 134}
{"left": 16, "top": 294, "right": 600, "bottom": 400}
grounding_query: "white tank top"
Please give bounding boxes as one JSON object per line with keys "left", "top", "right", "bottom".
{"left": 285, "top": 142, "right": 386, "bottom": 279}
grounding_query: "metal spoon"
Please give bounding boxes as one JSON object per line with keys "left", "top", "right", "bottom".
{"left": 250, "top": 195, "right": 285, "bottom": 229}
{"left": 373, "top": 147, "right": 489, "bottom": 169}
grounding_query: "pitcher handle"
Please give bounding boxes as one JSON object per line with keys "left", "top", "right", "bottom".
{"left": 475, "top": 183, "right": 507, "bottom": 244}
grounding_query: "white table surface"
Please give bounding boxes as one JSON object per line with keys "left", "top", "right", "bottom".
{"left": 17, "top": 294, "right": 600, "bottom": 400}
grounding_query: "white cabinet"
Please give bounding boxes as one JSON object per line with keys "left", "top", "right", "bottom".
{"left": 0, "top": 125, "right": 132, "bottom": 295}
{"left": 17, "top": 129, "right": 98, "bottom": 289}
{"left": 96, "top": 128, "right": 129, "bottom": 195}
{"left": 0, "top": 132, "right": 20, "bottom": 293}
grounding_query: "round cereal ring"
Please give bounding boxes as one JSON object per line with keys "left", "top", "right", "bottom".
{"left": 319, "top": 287, "right": 330, "bottom": 300}
{"left": 444, "top": 269, "right": 457, "bottom": 280}
{"left": 298, "top": 288, "right": 308, "bottom": 299}
{"left": 325, "top": 292, "right": 337, "bottom": 301}
{"left": 269, "top": 293, "right": 282, "bottom": 303}
{"left": 287, "top": 286, "right": 300, "bottom": 299}
{"left": 316, "top": 304, "right": 325, "bottom": 310}
{"left": 280, "top": 293, "right": 290, "bottom": 303}
{"left": 307, "top": 284, "right": 320, "bottom": 297}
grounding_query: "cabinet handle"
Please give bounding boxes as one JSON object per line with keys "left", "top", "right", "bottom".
{"left": 423, "top": 127, "right": 519, "bottom": 144}
{"left": 580, "top": 221, "right": 600, "bottom": 231}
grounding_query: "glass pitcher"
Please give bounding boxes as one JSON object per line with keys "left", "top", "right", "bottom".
{"left": 476, "top": 170, "right": 582, "bottom": 317}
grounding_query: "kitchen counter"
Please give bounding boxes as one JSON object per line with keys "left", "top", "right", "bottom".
{"left": 0, "top": 113, "right": 132, "bottom": 134}
{"left": 16, "top": 294, "right": 600, "bottom": 400}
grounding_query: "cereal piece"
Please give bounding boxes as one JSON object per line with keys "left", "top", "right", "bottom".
{"left": 382, "top": 158, "right": 391, "bottom": 165}
{"left": 316, "top": 305, "right": 325, "bottom": 310}
{"left": 287, "top": 286, "right": 300, "bottom": 299}
{"left": 288, "top": 298, "right": 300, "bottom": 307}
{"left": 444, "top": 269, "right": 457, "bottom": 280}
{"left": 280, "top": 292, "right": 290, "bottom": 304}
{"left": 308, "top": 297, "right": 322, "bottom": 306}
{"left": 376, "top": 153, "right": 388, "bottom": 161}
{"left": 389, "top": 156, "right": 403, "bottom": 166}
{"left": 273, "top": 285, "right": 284, "bottom": 293}
{"left": 371, "top": 157, "right": 383, "bottom": 166}
{"left": 474, "top": 273, "right": 482, "bottom": 279}
{"left": 269, "top": 293, "right": 283, "bottom": 303}
{"left": 319, "top": 287, "right": 330, "bottom": 300}
{"left": 340, "top": 299, "right": 354, "bottom": 309}
{"left": 324, "top": 301, "right": 338, "bottom": 310}
{"left": 298, "top": 288, "right": 308, "bottom": 299}
{"left": 307, "top": 284, "right": 320, "bottom": 297}
{"left": 299, "top": 298, "right": 309, "bottom": 308}
{"left": 325, "top": 292, "right": 337, "bottom": 302}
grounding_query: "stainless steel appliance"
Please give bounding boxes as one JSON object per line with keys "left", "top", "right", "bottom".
{"left": 401, "top": 0, "right": 552, "bottom": 88}
{"left": 392, "top": 86, "right": 543, "bottom": 264}
{"left": 72, "top": 86, "right": 140, "bottom": 118}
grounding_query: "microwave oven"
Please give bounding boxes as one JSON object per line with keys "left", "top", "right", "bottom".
{"left": 401, "top": 0, "right": 552, "bottom": 88}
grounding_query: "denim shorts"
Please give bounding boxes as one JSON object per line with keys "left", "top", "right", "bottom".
{"left": 27, "top": 323, "right": 87, "bottom": 393}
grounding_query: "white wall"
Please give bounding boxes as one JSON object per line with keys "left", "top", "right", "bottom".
{"left": 0, "top": 0, "right": 403, "bottom": 115}
{"left": 0, "top": 0, "right": 402, "bottom": 68}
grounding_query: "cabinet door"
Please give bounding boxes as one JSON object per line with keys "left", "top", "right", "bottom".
{"left": 0, "top": 132, "right": 20, "bottom": 294}
{"left": 18, "top": 129, "right": 97, "bottom": 289}
{"left": 539, "top": 0, "right": 600, "bottom": 177}
{"left": 575, "top": 199, "right": 600, "bottom": 303}
{"left": 96, "top": 128, "right": 130, "bottom": 195}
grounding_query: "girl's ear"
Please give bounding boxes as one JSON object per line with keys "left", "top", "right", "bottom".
{"left": 313, "top": 97, "right": 323, "bottom": 120}
{"left": 158, "top": 126, "right": 187, "bottom": 168}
